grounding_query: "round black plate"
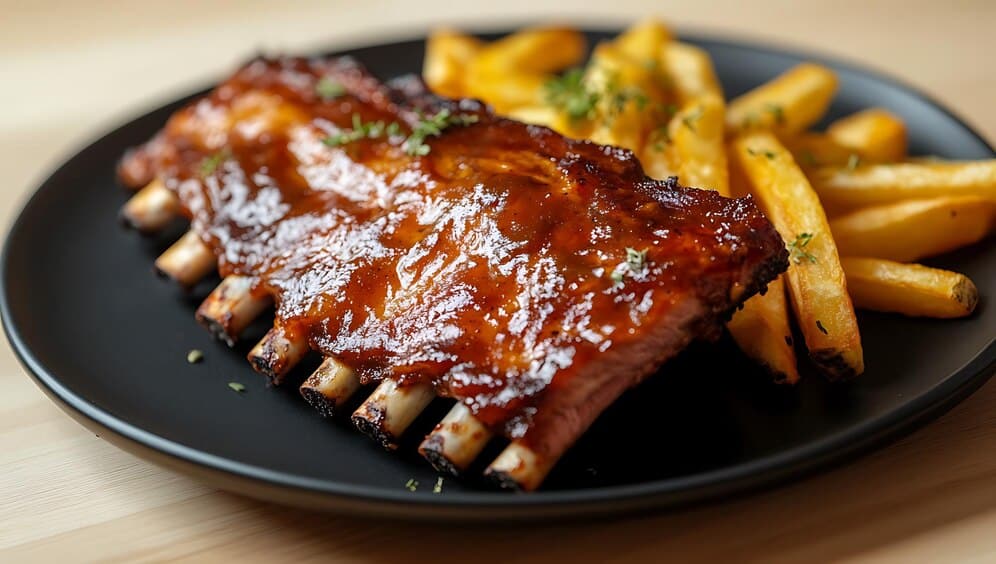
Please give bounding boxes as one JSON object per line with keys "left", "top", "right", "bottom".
{"left": 3, "top": 30, "right": 994, "bottom": 521}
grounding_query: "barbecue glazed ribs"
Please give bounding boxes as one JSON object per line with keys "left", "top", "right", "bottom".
{"left": 118, "top": 56, "right": 789, "bottom": 490}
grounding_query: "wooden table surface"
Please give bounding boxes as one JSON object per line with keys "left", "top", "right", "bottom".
{"left": 1, "top": 1, "right": 993, "bottom": 561}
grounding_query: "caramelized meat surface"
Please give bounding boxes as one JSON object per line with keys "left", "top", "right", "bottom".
{"left": 121, "top": 57, "right": 788, "bottom": 450}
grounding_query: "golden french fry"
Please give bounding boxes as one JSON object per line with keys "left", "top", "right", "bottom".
{"left": 688, "top": 124, "right": 798, "bottom": 384}
{"left": 662, "top": 42, "right": 723, "bottom": 104}
{"left": 830, "top": 196, "right": 996, "bottom": 262}
{"left": 423, "top": 30, "right": 483, "bottom": 98}
{"left": 613, "top": 18, "right": 673, "bottom": 66}
{"left": 641, "top": 146, "right": 679, "bottom": 180}
{"left": 470, "top": 27, "right": 586, "bottom": 76}
{"left": 668, "top": 94, "right": 728, "bottom": 193}
{"left": 727, "top": 277, "right": 800, "bottom": 384}
{"left": 726, "top": 63, "right": 838, "bottom": 137}
{"left": 504, "top": 105, "right": 560, "bottom": 129}
{"left": 810, "top": 160, "right": 996, "bottom": 212}
{"left": 732, "top": 131, "right": 863, "bottom": 380}
{"left": 584, "top": 43, "right": 667, "bottom": 153}
{"left": 781, "top": 132, "right": 859, "bottom": 169}
{"left": 464, "top": 72, "right": 547, "bottom": 114}
{"left": 827, "top": 108, "right": 907, "bottom": 162}
{"left": 841, "top": 258, "right": 978, "bottom": 318}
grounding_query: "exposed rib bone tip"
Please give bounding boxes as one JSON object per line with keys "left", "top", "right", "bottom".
{"left": 196, "top": 275, "right": 271, "bottom": 346}
{"left": 154, "top": 231, "right": 216, "bottom": 288}
{"left": 419, "top": 402, "right": 492, "bottom": 475}
{"left": 299, "top": 357, "right": 361, "bottom": 418}
{"left": 352, "top": 379, "right": 434, "bottom": 449}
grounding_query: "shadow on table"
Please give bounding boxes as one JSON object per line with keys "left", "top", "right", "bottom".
{"left": 185, "top": 380, "right": 996, "bottom": 563}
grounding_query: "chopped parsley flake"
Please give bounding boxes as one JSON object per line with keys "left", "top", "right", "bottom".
{"left": 626, "top": 247, "right": 648, "bottom": 271}
{"left": 199, "top": 149, "right": 231, "bottom": 177}
{"left": 433, "top": 476, "right": 444, "bottom": 493}
{"left": 788, "top": 232, "right": 817, "bottom": 264}
{"left": 846, "top": 153, "right": 861, "bottom": 171}
{"left": 228, "top": 382, "right": 246, "bottom": 393}
{"left": 681, "top": 105, "right": 704, "bottom": 131}
{"left": 544, "top": 69, "right": 600, "bottom": 122}
{"left": 650, "top": 124, "right": 672, "bottom": 151}
{"left": 612, "top": 247, "right": 649, "bottom": 285}
{"left": 315, "top": 76, "right": 345, "bottom": 100}
{"left": 747, "top": 147, "right": 777, "bottom": 160}
{"left": 404, "top": 109, "right": 479, "bottom": 157}
{"left": 405, "top": 478, "right": 419, "bottom": 492}
{"left": 765, "top": 102, "right": 786, "bottom": 125}
{"left": 323, "top": 113, "right": 398, "bottom": 147}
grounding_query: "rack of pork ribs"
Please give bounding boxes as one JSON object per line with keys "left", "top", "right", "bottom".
{"left": 117, "top": 56, "right": 789, "bottom": 491}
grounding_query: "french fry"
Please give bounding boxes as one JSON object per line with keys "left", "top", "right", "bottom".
{"left": 668, "top": 94, "right": 728, "bottom": 193}
{"left": 423, "top": 30, "right": 483, "bottom": 98}
{"left": 726, "top": 277, "right": 800, "bottom": 384}
{"left": 726, "top": 63, "right": 838, "bottom": 137}
{"left": 469, "top": 27, "right": 586, "bottom": 77}
{"left": 827, "top": 108, "right": 907, "bottom": 162}
{"left": 680, "top": 125, "right": 797, "bottom": 384}
{"left": 842, "top": 258, "right": 978, "bottom": 318}
{"left": 464, "top": 72, "right": 547, "bottom": 114}
{"left": 781, "top": 132, "right": 859, "bottom": 169}
{"left": 662, "top": 42, "right": 723, "bottom": 104}
{"left": 584, "top": 43, "right": 667, "bottom": 153}
{"left": 732, "top": 131, "right": 863, "bottom": 380}
{"left": 830, "top": 196, "right": 996, "bottom": 261}
{"left": 613, "top": 18, "right": 673, "bottom": 65}
{"left": 640, "top": 146, "right": 679, "bottom": 180}
{"left": 810, "top": 160, "right": 996, "bottom": 212}
{"left": 504, "top": 105, "right": 560, "bottom": 129}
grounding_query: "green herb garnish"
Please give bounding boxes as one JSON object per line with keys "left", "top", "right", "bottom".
{"left": 650, "top": 125, "right": 672, "bottom": 151}
{"left": 403, "top": 109, "right": 479, "bottom": 157}
{"left": 626, "top": 247, "right": 648, "bottom": 271}
{"left": 199, "top": 149, "right": 231, "bottom": 177}
{"left": 323, "top": 113, "right": 402, "bottom": 148}
{"left": 405, "top": 478, "right": 419, "bottom": 492}
{"left": 747, "top": 147, "right": 777, "bottom": 160}
{"left": 846, "top": 153, "right": 861, "bottom": 171}
{"left": 186, "top": 349, "right": 204, "bottom": 364}
{"left": 681, "top": 105, "right": 704, "bottom": 131}
{"left": 612, "top": 247, "right": 649, "bottom": 284}
{"left": 788, "top": 232, "right": 817, "bottom": 264}
{"left": 432, "top": 476, "right": 444, "bottom": 494}
{"left": 765, "top": 102, "right": 786, "bottom": 125}
{"left": 544, "top": 68, "right": 600, "bottom": 122}
{"left": 228, "top": 382, "right": 246, "bottom": 393}
{"left": 315, "top": 76, "right": 345, "bottom": 100}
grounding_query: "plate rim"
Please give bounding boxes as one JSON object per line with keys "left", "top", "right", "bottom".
{"left": 3, "top": 29, "right": 995, "bottom": 519}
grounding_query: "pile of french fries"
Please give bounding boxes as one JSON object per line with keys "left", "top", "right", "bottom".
{"left": 423, "top": 20, "right": 994, "bottom": 383}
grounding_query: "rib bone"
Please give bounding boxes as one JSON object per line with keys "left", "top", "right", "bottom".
{"left": 484, "top": 441, "right": 556, "bottom": 492}
{"left": 196, "top": 275, "right": 272, "bottom": 346}
{"left": 154, "top": 231, "right": 215, "bottom": 287}
{"left": 419, "top": 402, "right": 492, "bottom": 475}
{"left": 248, "top": 326, "right": 310, "bottom": 384}
{"left": 299, "top": 357, "right": 362, "bottom": 417}
{"left": 120, "top": 179, "right": 179, "bottom": 233}
{"left": 351, "top": 379, "right": 435, "bottom": 450}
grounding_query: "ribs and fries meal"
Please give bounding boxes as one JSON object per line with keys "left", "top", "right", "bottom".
{"left": 117, "top": 19, "right": 993, "bottom": 491}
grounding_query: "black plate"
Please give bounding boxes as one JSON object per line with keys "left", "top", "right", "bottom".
{"left": 3, "top": 30, "right": 994, "bottom": 521}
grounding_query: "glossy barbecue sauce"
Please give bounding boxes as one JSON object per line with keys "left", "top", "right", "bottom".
{"left": 126, "top": 57, "right": 783, "bottom": 442}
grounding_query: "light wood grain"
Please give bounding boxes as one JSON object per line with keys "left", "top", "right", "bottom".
{"left": 1, "top": 0, "right": 994, "bottom": 561}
